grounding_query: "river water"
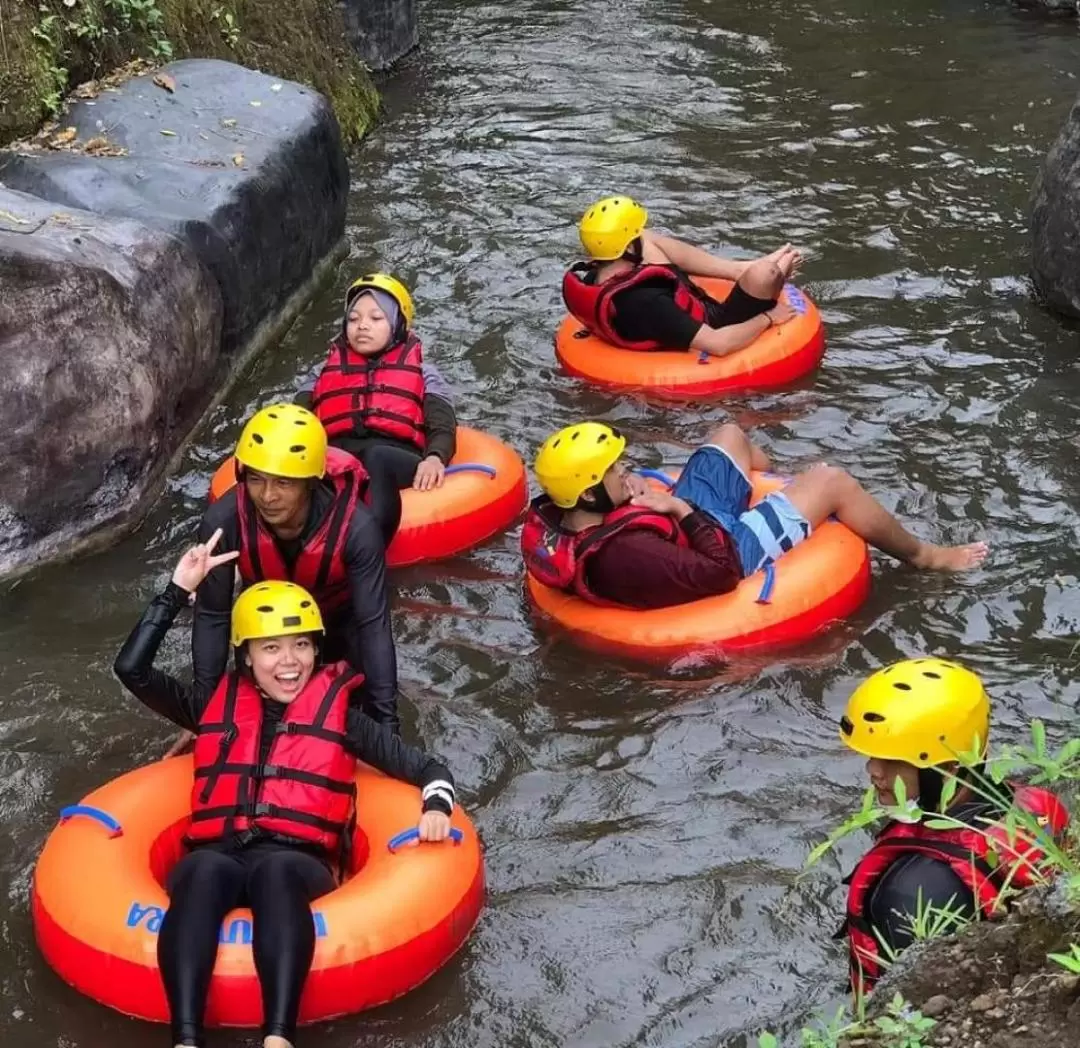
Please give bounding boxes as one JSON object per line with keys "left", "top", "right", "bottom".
{"left": 3, "top": 1, "right": 1080, "bottom": 1045}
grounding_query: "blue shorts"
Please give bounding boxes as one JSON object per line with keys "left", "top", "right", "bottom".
{"left": 672, "top": 445, "right": 812, "bottom": 576}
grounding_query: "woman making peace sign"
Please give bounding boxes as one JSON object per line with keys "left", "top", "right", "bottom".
{"left": 113, "top": 530, "right": 457, "bottom": 1048}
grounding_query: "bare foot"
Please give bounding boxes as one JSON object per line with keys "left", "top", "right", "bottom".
{"left": 264, "top": 1037, "right": 294, "bottom": 1048}
{"left": 911, "top": 541, "right": 989, "bottom": 572}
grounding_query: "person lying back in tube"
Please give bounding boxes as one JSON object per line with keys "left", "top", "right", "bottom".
{"left": 521, "top": 422, "right": 989, "bottom": 610}
{"left": 562, "top": 195, "right": 801, "bottom": 357}
{"left": 113, "top": 536, "right": 456, "bottom": 1048}
{"left": 294, "top": 273, "right": 457, "bottom": 546}
{"left": 192, "top": 404, "right": 399, "bottom": 732}
{"left": 835, "top": 659, "right": 1069, "bottom": 999}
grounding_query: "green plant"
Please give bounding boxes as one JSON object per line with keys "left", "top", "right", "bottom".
{"left": 210, "top": 5, "right": 241, "bottom": 48}
{"left": 756, "top": 994, "right": 935, "bottom": 1048}
{"left": 1048, "top": 942, "right": 1080, "bottom": 974}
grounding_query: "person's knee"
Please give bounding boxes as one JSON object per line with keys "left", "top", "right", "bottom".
{"left": 739, "top": 258, "right": 783, "bottom": 297}
{"left": 167, "top": 849, "right": 236, "bottom": 896}
{"left": 810, "top": 464, "right": 856, "bottom": 498}
{"left": 704, "top": 422, "right": 746, "bottom": 450}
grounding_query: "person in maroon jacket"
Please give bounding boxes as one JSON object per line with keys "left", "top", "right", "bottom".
{"left": 521, "top": 422, "right": 988, "bottom": 610}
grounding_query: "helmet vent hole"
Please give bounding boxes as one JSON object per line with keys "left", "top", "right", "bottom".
{"left": 893, "top": 682, "right": 912, "bottom": 691}
{"left": 256, "top": 604, "right": 274, "bottom": 613}
{"left": 252, "top": 434, "right": 264, "bottom": 444}
{"left": 268, "top": 412, "right": 278, "bottom": 419}
{"left": 289, "top": 445, "right": 306, "bottom": 453}
{"left": 919, "top": 752, "right": 929, "bottom": 761}
{"left": 922, "top": 671, "right": 941, "bottom": 679}
{"left": 840, "top": 716, "right": 854, "bottom": 736}
{"left": 300, "top": 600, "right": 312, "bottom": 608}
{"left": 862, "top": 712, "right": 885, "bottom": 723}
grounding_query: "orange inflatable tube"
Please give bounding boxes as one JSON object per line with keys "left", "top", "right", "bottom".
{"left": 554, "top": 279, "right": 825, "bottom": 398}
{"left": 209, "top": 426, "right": 527, "bottom": 566}
{"left": 526, "top": 472, "right": 870, "bottom": 663}
{"left": 32, "top": 758, "right": 484, "bottom": 1027}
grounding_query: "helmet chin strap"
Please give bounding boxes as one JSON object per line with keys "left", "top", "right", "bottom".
{"left": 580, "top": 482, "right": 617, "bottom": 514}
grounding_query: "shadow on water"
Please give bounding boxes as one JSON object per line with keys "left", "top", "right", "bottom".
{"left": 3, "top": 0, "right": 1080, "bottom": 1045}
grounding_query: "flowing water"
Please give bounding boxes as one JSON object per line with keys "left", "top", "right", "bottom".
{"left": 3, "top": 1, "right": 1080, "bottom": 1045}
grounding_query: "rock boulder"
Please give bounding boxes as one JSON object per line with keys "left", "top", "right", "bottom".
{"left": 1032, "top": 94, "right": 1080, "bottom": 318}
{"left": 0, "top": 59, "right": 349, "bottom": 354}
{"left": 0, "top": 187, "right": 221, "bottom": 577}
{"left": 341, "top": 0, "right": 418, "bottom": 71}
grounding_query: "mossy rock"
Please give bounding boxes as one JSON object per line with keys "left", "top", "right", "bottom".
{"left": 0, "top": 0, "right": 379, "bottom": 146}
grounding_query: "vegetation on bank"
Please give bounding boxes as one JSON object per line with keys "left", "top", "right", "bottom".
{"left": 0, "top": 0, "right": 379, "bottom": 146}
{"left": 756, "top": 722, "right": 1080, "bottom": 1047}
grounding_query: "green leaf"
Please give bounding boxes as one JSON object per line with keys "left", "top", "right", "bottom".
{"left": 1031, "top": 719, "right": 1047, "bottom": 757}
{"left": 756, "top": 1034, "right": 779, "bottom": 1048}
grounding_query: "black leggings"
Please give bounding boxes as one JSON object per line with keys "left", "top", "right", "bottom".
{"left": 355, "top": 442, "right": 422, "bottom": 544}
{"left": 159, "top": 841, "right": 334, "bottom": 1046}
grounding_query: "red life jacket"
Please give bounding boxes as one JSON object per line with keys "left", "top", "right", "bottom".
{"left": 187, "top": 663, "right": 360, "bottom": 855}
{"left": 843, "top": 784, "right": 1069, "bottom": 996}
{"left": 310, "top": 333, "right": 426, "bottom": 449}
{"left": 236, "top": 448, "right": 367, "bottom": 614}
{"left": 520, "top": 494, "right": 688, "bottom": 606}
{"left": 561, "top": 262, "right": 710, "bottom": 351}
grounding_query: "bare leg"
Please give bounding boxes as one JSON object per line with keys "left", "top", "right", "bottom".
{"left": 704, "top": 423, "right": 771, "bottom": 474}
{"left": 164, "top": 730, "right": 196, "bottom": 759}
{"left": 782, "top": 465, "right": 988, "bottom": 571}
{"left": 737, "top": 257, "right": 785, "bottom": 300}
{"left": 264, "top": 1038, "right": 294, "bottom": 1048}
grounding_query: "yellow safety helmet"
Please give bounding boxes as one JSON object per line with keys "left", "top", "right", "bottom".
{"left": 578, "top": 196, "right": 648, "bottom": 261}
{"left": 230, "top": 580, "right": 324, "bottom": 647}
{"left": 234, "top": 403, "right": 327, "bottom": 480}
{"left": 839, "top": 658, "right": 991, "bottom": 768}
{"left": 534, "top": 422, "right": 627, "bottom": 509}
{"left": 345, "top": 272, "right": 415, "bottom": 331}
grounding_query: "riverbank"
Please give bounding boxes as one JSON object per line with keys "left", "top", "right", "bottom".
{"left": 0, "top": 0, "right": 379, "bottom": 146}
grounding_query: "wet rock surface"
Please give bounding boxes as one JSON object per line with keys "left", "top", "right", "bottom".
{"left": 0, "top": 59, "right": 349, "bottom": 576}
{"left": 0, "top": 59, "right": 349, "bottom": 353}
{"left": 341, "top": 0, "right": 419, "bottom": 70}
{"left": 1032, "top": 93, "right": 1080, "bottom": 318}
{"left": 0, "top": 187, "right": 221, "bottom": 576}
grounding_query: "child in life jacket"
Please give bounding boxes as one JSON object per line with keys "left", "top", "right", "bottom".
{"left": 521, "top": 421, "right": 988, "bottom": 611}
{"left": 836, "top": 658, "right": 1069, "bottom": 998}
{"left": 562, "top": 195, "right": 801, "bottom": 356}
{"left": 296, "top": 273, "right": 457, "bottom": 544}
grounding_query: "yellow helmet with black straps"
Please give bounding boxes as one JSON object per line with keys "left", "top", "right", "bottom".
{"left": 578, "top": 196, "right": 648, "bottom": 261}
{"left": 534, "top": 422, "right": 627, "bottom": 509}
{"left": 234, "top": 403, "right": 327, "bottom": 480}
{"left": 230, "top": 581, "right": 324, "bottom": 647}
{"left": 345, "top": 272, "right": 415, "bottom": 331}
{"left": 839, "top": 658, "right": 990, "bottom": 768}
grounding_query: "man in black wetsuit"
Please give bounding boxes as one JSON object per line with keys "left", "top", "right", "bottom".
{"left": 192, "top": 403, "right": 398, "bottom": 731}
{"left": 837, "top": 658, "right": 1068, "bottom": 997}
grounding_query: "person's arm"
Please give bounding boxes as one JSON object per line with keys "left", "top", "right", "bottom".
{"left": 113, "top": 582, "right": 202, "bottom": 730}
{"left": 115, "top": 532, "right": 239, "bottom": 730}
{"left": 341, "top": 508, "right": 399, "bottom": 731}
{"left": 421, "top": 360, "right": 455, "bottom": 407}
{"left": 191, "top": 497, "right": 240, "bottom": 701}
{"left": 690, "top": 310, "right": 780, "bottom": 358}
{"left": 422, "top": 393, "right": 457, "bottom": 465}
{"left": 344, "top": 707, "right": 456, "bottom": 813}
{"left": 642, "top": 230, "right": 747, "bottom": 280}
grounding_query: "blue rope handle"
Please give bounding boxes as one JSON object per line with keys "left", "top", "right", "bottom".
{"left": 634, "top": 468, "right": 675, "bottom": 489}
{"left": 59, "top": 804, "right": 123, "bottom": 838}
{"left": 755, "top": 564, "right": 776, "bottom": 605}
{"left": 445, "top": 463, "right": 496, "bottom": 479}
{"left": 387, "top": 826, "right": 464, "bottom": 853}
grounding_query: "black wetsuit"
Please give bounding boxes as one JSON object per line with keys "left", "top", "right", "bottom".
{"left": 193, "top": 481, "right": 399, "bottom": 732}
{"left": 114, "top": 582, "right": 454, "bottom": 1046}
